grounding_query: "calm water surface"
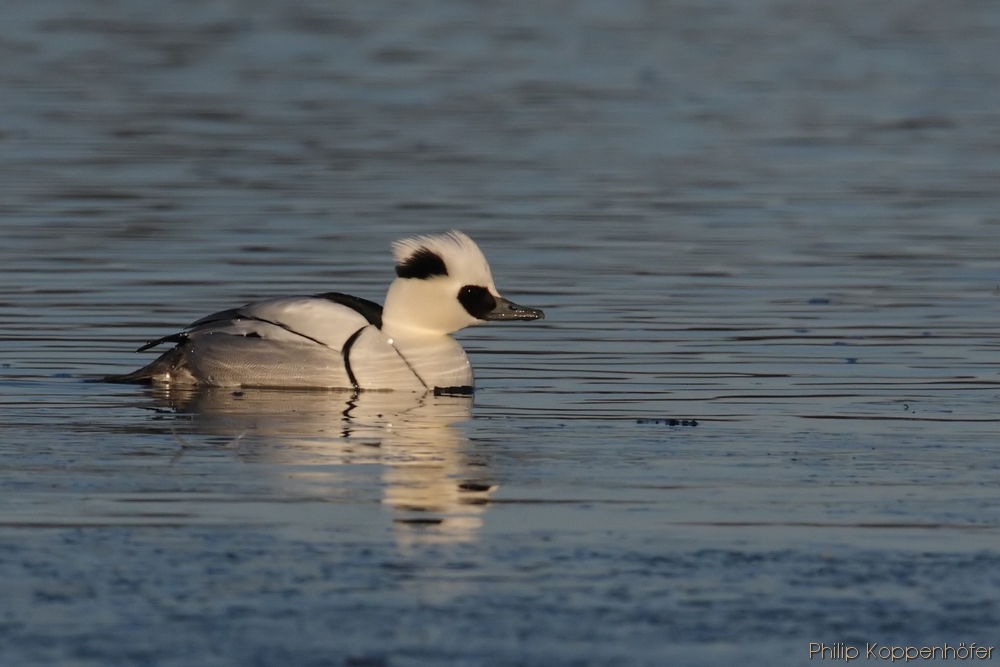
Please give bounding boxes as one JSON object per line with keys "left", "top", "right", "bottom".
{"left": 2, "top": 1, "right": 1000, "bottom": 665}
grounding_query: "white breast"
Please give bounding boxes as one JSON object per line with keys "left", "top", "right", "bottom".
{"left": 347, "top": 328, "right": 473, "bottom": 391}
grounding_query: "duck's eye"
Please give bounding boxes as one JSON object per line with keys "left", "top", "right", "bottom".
{"left": 458, "top": 285, "right": 497, "bottom": 319}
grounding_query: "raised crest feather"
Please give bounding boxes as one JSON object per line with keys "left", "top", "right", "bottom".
{"left": 395, "top": 248, "right": 448, "bottom": 279}
{"left": 391, "top": 231, "right": 495, "bottom": 289}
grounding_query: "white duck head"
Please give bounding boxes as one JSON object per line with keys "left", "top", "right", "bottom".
{"left": 381, "top": 231, "right": 544, "bottom": 337}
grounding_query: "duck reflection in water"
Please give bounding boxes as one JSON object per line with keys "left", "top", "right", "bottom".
{"left": 150, "top": 385, "right": 495, "bottom": 545}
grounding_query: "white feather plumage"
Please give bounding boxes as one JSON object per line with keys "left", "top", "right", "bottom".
{"left": 112, "top": 231, "right": 543, "bottom": 391}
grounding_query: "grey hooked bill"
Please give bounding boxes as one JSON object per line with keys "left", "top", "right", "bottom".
{"left": 483, "top": 297, "right": 544, "bottom": 321}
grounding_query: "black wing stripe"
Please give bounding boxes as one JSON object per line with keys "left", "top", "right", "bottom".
{"left": 140, "top": 315, "right": 334, "bottom": 352}
{"left": 241, "top": 315, "right": 332, "bottom": 348}
{"left": 136, "top": 333, "right": 187, "bottom": 352}
{"left": 188, "top": 307, "right": 246, "bottom": 328}
{"left": 313, "top": 292, "right": 384, "bottom": 328}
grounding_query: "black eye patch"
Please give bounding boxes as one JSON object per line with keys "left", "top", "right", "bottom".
{"left": 395, "top": 248, "right": 448, "bottom": 279}
{"left": 458, "top": 285, "right": 497, "bottom": 319}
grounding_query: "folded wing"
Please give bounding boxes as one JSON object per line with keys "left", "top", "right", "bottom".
{"left": 114, "top": 294, "right": 385, "bottom": 388}
{"left": 141, "top": 293, "right": 382, "bottom": 353}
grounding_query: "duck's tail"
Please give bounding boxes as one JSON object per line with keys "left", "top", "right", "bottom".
{"left": 101, "top": 346, "right": 192, "bottom": 384}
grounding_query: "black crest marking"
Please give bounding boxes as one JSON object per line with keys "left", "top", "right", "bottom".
{"left": 458, "top": 285, "right": 497, "bottom": 320}
{"left": 395, "top": 248, "right": 448, "bottom": 280}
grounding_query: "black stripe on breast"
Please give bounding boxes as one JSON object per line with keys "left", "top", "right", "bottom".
{"left": 389, "top": 346, "right": 429, "bottom": 391}
{"left": 341, "top": 326, "right": 366, "bottom": 390}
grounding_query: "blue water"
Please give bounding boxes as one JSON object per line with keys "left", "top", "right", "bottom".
{"left": 2, "top": 1, "right": 1000, "bottom": 665}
